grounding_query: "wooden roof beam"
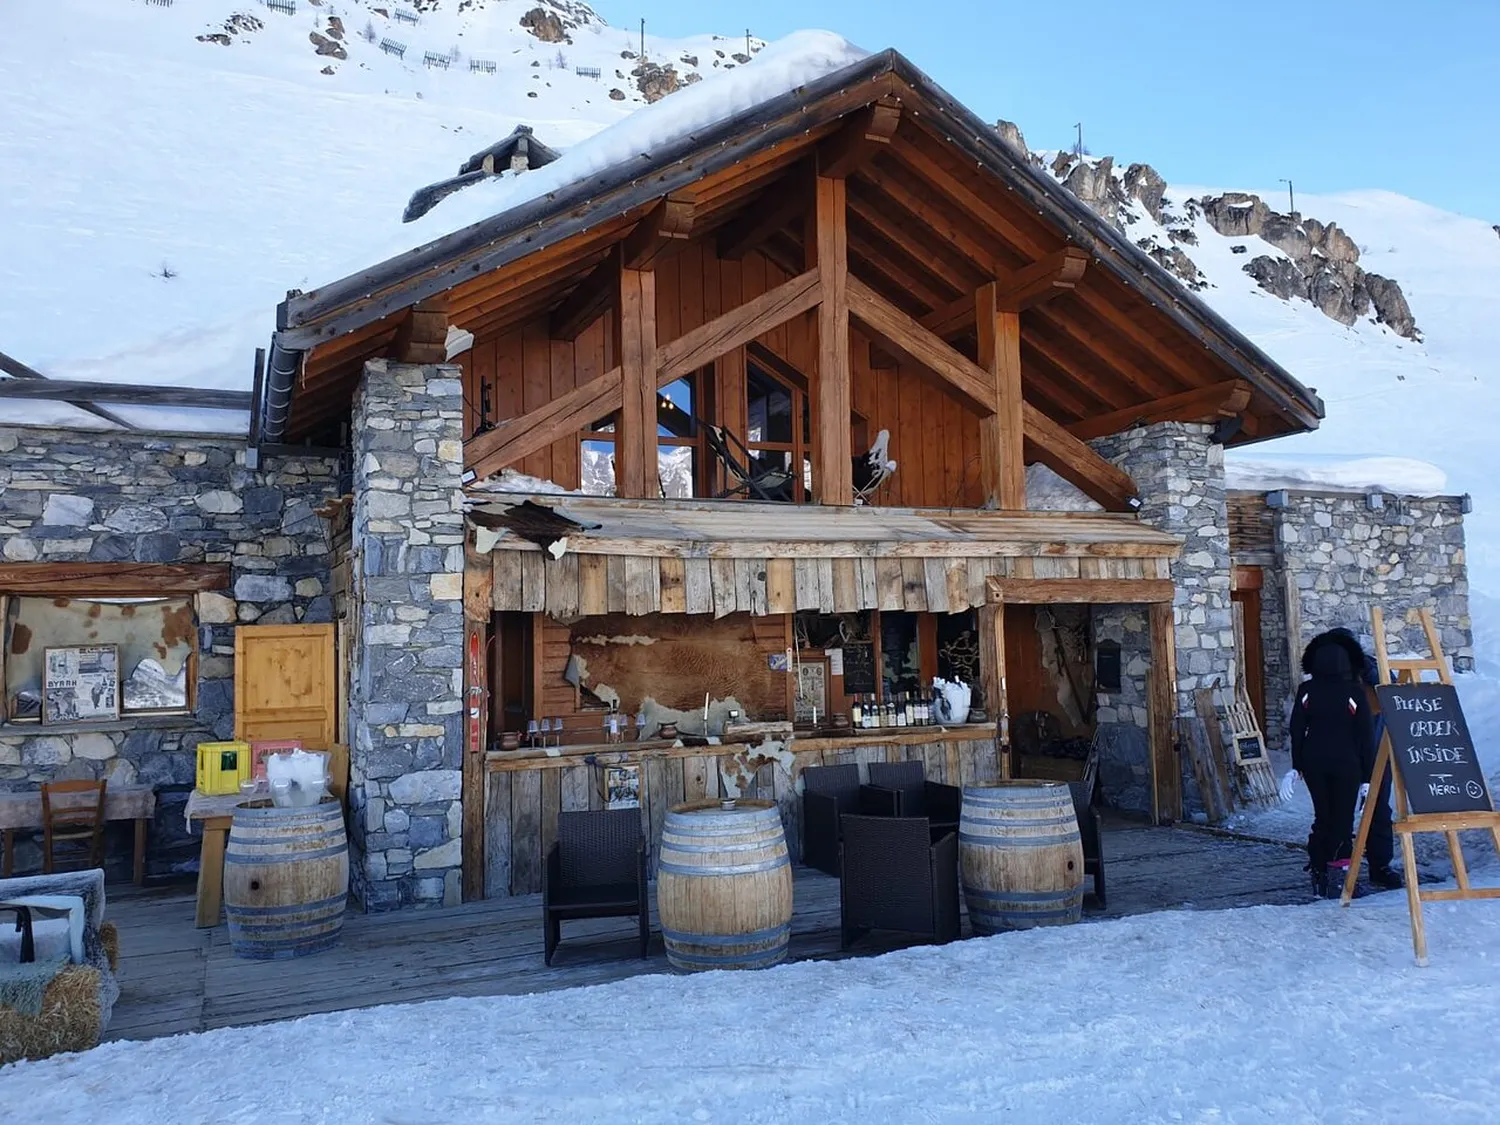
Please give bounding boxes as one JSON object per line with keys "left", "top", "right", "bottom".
{"left": 657, "top": 268, "right": 822, "bottom": 384}
{"left": 919, "top": 247, "right": 1091, "bottom": 340}
{"left": 391, "top": 298, "right": 448, "bottom": 364}
{"left": 715, "top": 166, "right": 810, "bottom": 261}
{"left": 1067, "top": 380, "right": 1254, "bottom": 441}
{"left": 620, "top": 194, "right": 697, "bottom": 271}
{"left": 0, "top": 349, "right": 136, "bottom": 430}
{"left": 1022, "top": 403, "right": 1140, "bottom": 513}
{"left": 549, "top": 246, "right": 621, "bottom": 341}
{"left": 465, "top": 368, "right": 624, "bottom": 479}
{"left": 0, "top": 378, "right": 250, "bottom": 412}
{"left": 815, "top": 101, "right": 902, "bottom": 180}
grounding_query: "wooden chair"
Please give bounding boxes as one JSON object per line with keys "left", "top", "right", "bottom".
{"left": 40, "top": 780, "right": 107, "bottom": 875}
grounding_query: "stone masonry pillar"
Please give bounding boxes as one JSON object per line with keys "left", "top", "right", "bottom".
{"left": 1090, "top": 422, "right": 1235, "bottom": 816}
{"left": 347, "top": 359, "right": 467, "bottom": 909}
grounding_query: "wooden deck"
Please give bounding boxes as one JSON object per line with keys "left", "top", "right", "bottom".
{"left": 104, "top": 820, "right": 1309, "bottom": 1043}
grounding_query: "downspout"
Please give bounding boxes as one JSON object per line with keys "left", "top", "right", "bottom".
{"left": 258, "top": 336, "right": 301, "bottom": 450}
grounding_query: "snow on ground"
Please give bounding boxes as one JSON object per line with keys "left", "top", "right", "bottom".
{"left": 6, "top": 890, "right": 1500, "bottom": 1122}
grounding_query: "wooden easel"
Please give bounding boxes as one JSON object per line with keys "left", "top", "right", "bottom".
{"left": 1221, "top": 684, "right": 1279, "bottom": 806}
{"left": 1340, "top": 608, "right": 1500, "bottom": 965}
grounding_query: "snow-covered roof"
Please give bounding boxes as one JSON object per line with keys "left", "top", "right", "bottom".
{"left": 1225, "top": 453, "right": 1452, "bottom": 497}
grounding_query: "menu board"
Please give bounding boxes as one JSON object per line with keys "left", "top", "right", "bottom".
{"left": 1377, "top": 684, "right": 1492, "bottom": 816}
{"left": 840, "top": 642, "right": 877, "bottom": 695}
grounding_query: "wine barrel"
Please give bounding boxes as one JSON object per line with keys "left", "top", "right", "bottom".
{"left": 224, "top": 799, "right": 348, "bottom": 960}
{"left": 959, "top": 782, "right": 1084, "bottom": 933}
{"left": 657, "top": 799, "right": 793, "bottom": 971}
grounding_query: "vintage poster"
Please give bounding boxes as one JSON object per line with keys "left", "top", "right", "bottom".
{"left": 603, "top": 764, "right": 641, "bottom": 810}
{"left": 43, "top": 645, "right": 121, "bottom": 724}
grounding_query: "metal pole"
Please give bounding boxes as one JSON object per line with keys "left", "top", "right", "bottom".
{"left": 1074, "top": 122, "right": 1084, "bottom": 157}
{"left": 1279, "top": 178, "right": 1294, "bottom": 215}
{"left": 640, "top": 18, "right": 645, "bottom": 62}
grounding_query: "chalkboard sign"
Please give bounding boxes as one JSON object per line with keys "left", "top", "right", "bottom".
{"left": 1377, "top": 684, "right": 1492, "bottom": 815}
{"left": 841, "top": 642, "right": 877, "bottom": 695}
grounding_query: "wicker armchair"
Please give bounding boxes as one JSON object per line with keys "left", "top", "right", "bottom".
{"left": 839, "top": 815, "right": 960, "bottom": 949}
{"left": 1068, "top": 756, "right": 1105, "bottom": 908}
{"left": 801, "top": 765, "right": 897, "bottom": 876}
{"left": 865, "top": 761, "right": 962, "bottom": 840}
{"left": 542, "top": 810, "right": 649, "bottom": 966}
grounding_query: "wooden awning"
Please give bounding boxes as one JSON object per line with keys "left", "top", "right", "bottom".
{"left": 466, "top": 494, "right": 1179, "bottom": 617}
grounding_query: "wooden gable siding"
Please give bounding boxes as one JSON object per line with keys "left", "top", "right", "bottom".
{"left": 456, "top": 241, "right": 984, "bottom": 508}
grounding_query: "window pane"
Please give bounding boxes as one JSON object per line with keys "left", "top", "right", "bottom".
{"left": 589, "top": 415, "right": 616, "bottom": 434}
{"left": 658, "top": 446, "right": 696, "bottom": 498}
{"left": 658, "top": 377, "right": 694, "bottom": 439}
{"left": 747, "top": 366, "right": 792, "bottom": 445}
{"left": 580, "top": 439, "right": 616, "bottom": 496}
{"left": 5, "top": 596, "right": 194, "bottom": 719}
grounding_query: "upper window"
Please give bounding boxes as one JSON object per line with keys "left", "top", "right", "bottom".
{"left": 579, "top": 374, "right": 703, "bottom": 498}
{"left": 745, "top": 362, "right": 811, "bottom": 503}
{"left": 3, "top": 595, "right": 196, "bottom": 723}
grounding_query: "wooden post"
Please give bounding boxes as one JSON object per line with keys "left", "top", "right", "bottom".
{"left": 975, "top": 283, "right": 1026, "bottom": 510}
{"left": 615, "top": 266, "right": 658, "bottom": 498}
{"left": 1148, "top": 601, "right": 1180, "bottom": 824}
{"left": 812, "top": 175, "right": 852, "bottom": 505}
{"left": 978, "top": 601, "right": 1011, "bottom": 780}
{"left": 462, "top": 617, "right": 488, "bottom": 901}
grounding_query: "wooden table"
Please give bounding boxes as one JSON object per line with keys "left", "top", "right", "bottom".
{"left": 0, "top": 786, "right": 157, "bottom": 885}
{"left": 185, "top": 790, "right": 253, "bottom": 928}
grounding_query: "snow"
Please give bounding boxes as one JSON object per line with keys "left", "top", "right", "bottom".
{"left": 7, "top": 890, "right": 1500, "bottom": 1122}
{"left": 1223, "top": 453, "right": 1450, "bottom": 496}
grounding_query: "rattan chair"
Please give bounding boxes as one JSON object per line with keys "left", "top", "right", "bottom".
{"left": 41, "top": 780, "right": 107, "bottom": 874}
{"left": 839, "top": 815, "right": 959, "bottom": 949}
{"left": 864, "top": 761, "right": 961, "bottom": 840}
{"left": 542, "top": 809, "right": 649, "bottom": 966}
{"left": 801, "top": 764, "right": 898, "bottom": 876}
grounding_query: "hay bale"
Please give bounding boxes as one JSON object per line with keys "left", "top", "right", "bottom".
{"left": 0, "top": 965, "right": 102, "bottom": 1065}
{"left": 99, "top": 921, "right": 119, "bottom": 973}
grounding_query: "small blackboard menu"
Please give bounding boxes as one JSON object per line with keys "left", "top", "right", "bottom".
{"left": 1377, "top": 684, "right": 1492, "bottom": 815}
{"left": 841, "top": 642, "right": 877, "bottom": 695}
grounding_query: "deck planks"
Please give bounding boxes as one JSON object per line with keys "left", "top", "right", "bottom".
{"left": 102, "top": 821, "right": 1311, "bottom": 1043}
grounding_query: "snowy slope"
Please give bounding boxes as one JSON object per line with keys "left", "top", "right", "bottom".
{"left": 7, "top": 889, "right": 1500, "bottom": 1122}
{"left": 0, "top": 0, "right": 778, "bottom": 429}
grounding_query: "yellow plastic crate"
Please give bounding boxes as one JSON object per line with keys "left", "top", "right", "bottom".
{"left": 196, "top": 741, "right": 252, "bottom": 796}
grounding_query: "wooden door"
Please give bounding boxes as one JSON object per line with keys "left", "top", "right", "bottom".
{"left": 1231, "top": 566, "right": 1266, "bottom": 730}
{"left": 235, "top": 624, "right": 337, "bottom": 748}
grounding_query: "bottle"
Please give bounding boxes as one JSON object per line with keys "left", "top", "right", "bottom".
{"left": 904, "top": 693, "right": 915, "bottom": 727}
{"left": 891, "top": 694, "right": 903, "bottom": 727}
{"left": 851, "top": 696, "right": 863, "bottom": 729}
{"left": 918, "top": 696, "right": 930, "bottom": 726}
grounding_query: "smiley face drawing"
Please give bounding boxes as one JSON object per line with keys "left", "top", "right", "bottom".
{"left": 1466, "top": 780, "right": 1485, "bottom": 800}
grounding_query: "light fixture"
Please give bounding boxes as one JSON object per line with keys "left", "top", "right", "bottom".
{"left": 1210, "top": 416, "right": 1243, "bottom": 445}
{"left": 1461, "top": 493, "right": 1474, "bottom": 514}
{"left": 461, "top": 469, "right": 476, "bottom": 485}
{"left": 1126, "top": 495, "right": 1143, "bottom": 511}
{"left": 1365, "top": 491, "right": 1384, "bottom": 511}
{"left": 1265, "top": 490, "right": 1288, "bottom": 509}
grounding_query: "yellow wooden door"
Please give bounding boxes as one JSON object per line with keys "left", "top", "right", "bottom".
{"left": 234, "top": 624, "right": 337, "bottom": 748}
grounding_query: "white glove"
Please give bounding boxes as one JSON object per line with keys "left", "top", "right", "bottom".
{"left": 1354, "top": 782, "right": 1371, "bottom": 818}
{"left": 1278, "top": 769, "right": 1302, "bottom": 803}
{"left": 1358, "top": 783, "right": 1370, "bottom": 802}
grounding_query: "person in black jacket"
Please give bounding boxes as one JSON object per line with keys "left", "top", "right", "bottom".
{"left": 1290, "top": 637, "right": 1377, "bottom": 897}
{"left": 1321, "top": 628, "right": 1402, "bottom": 889}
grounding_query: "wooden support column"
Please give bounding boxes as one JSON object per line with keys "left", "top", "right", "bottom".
{"left": 615, "top": 266, "right": 658, "bottom": 498}
{"left": 462, "top": 544, "right": 493, "bottom": 900}
{"left": 1148, "top": 601, "right": 1181, "bottom": 824}
{"left": 979, "top": 601, "right": 1011, "bottom": 780}
{"left": 975, "top": 283, "right": 1026, "bottom": 510}
{"left": 812, "top": 175, "right": 852, "bottom": 505}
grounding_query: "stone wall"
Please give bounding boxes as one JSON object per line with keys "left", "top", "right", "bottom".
{"left": 345, "top": 360, "right": 466, "bottom": 910}
{"left": 1248, "top": 489, "right": 1472, "bottom": 738}
{"left": 0, "top": 425, "right": 340, "bottom": 876}
{"left": 1091, "top": 423, "right": 1235, "bottom": 817}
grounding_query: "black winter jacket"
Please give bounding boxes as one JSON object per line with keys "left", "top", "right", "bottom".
{"left": 1289, "top": 642, "right": 1376, "bottom": 776}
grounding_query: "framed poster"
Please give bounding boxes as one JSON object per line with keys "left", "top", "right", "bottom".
{"left": 43, "top": 645, "right": 121, "bottom": 724}
{"left": 795, "top": 657, "right": 828, "bottom": 723}
{"left": 603, "top": 764, "right": 641, "bottom": 810}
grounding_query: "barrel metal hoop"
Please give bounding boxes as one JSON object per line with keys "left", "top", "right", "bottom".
{"left": 963, "top": 885, "right": 1082, "bottom": 904}
{"left": 225, "top": 842, "right": 349, "bottom": 863}
{"left": 661, "top": 921, "right": 791, "bottom": 947}
{"left": 224, "top": 893, "right": 348, "bottom": 917}
{"left": 658, "top": 854, "right": 790, "bottom": 876}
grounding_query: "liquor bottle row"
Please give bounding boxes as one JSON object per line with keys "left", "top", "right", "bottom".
{"left": 849, "top": 692, "right": 935, "bottom": 729}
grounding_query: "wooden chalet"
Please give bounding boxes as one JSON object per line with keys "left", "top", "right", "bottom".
{"left": 254, "top": 49, "right": 1323, "bottom": 900}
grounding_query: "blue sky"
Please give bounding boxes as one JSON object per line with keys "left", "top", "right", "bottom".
{"left": 621, "top": 0, "right": 1498, "bottom": 221}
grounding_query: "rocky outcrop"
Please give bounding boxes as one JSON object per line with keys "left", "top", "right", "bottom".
{"left": 520, "top": 7, "right": 569, "bottom": 43}
{"left": 1122, "top": 163, "right": 1167, "bottom": 222}
{"left": 197, "top": 11, "right": 262, "bottom": 45}
{"left": 1137, "top": 236, "right": 1207, "bottom": 291}
{"left": 1063, "top": 157, "right": 1118, "bottom": 228}
{"left": 325, "top": 16, "right": 344, "bottom": 40}
{"left": 1200, "top": 192, "right": 1270, "bottom": 237}
{"left": 309, "top": 31, "right": 347, "bottom": 59}
{"left": 632, "top": 60, "right": 681, "bottom": 103}
{"left": 1365, "top": 273, "right": 1419, "bottom": 338}
{"left": 1201, "top": 190, "right": 1420, "bottom": 338}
